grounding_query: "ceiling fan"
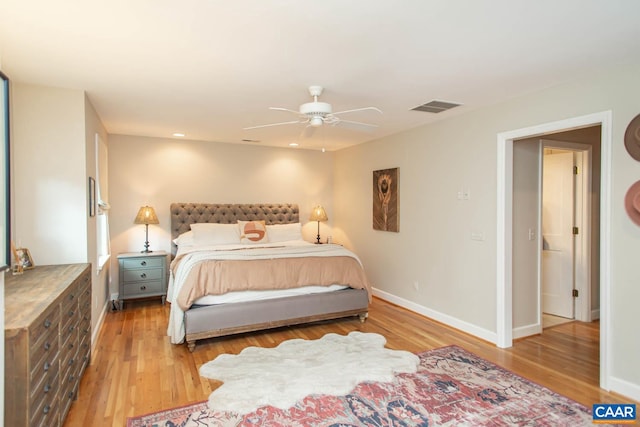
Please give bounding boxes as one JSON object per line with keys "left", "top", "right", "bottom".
{"left": 243, "top": 86, "right": 382, "bottom": 137}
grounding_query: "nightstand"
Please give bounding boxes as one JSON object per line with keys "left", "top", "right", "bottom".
{"left": 118, "top": 251, "right": 167, "bottom": 308}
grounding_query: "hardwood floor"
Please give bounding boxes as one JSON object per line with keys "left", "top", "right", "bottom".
{"left": 64, "top": 297, "right": 636, "bottom": 426}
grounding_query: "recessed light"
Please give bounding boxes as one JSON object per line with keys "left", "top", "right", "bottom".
{"left": 289, "top": 142, "right": 299, "bottom": 147}
{"left": 172, "top": 132, "right": 185, "bottom": 137}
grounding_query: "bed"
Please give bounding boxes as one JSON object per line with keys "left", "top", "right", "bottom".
{"left": 167, "top": 203, "right": 371, "bottom": 351}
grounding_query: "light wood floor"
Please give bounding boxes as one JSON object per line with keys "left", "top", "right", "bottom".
{"left": 64, "top": 297, "right": 636, "bottom": 426}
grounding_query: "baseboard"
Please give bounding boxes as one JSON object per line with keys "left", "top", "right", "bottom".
{"left": 513, "top": 323, "right": 542, "bottom": 339}
{"left": 91, "top": 300, "right": 109, "bottom": 353}
{"left": 372, "top": 288, "right": 497, "bottom": 344}
{"left": 608, "top": 375, "right": 640, "bottom": 403}
{"left": 591, "top": 308, "right": 600, "bottom": 320}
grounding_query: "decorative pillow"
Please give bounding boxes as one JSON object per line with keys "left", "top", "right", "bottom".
{"left": 266, "top": 223, "right": 302, "bottom": 243}
{"left": 172, "top": 230, "right": 195, "bottom": 247}
{"left": 190, "top": 223, "right": 241, "bottom": 246}
{"left": 238, "top": 220, "right": 268, "bottom": 244}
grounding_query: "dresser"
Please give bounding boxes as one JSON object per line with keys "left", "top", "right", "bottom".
{"left": 118, "top": 251, "right": 167, "bottom": 308}
{"left": 4, "top": 263, "right": 92, "bottom": 427}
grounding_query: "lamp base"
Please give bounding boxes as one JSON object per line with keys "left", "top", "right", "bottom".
{"left": 315, "top": 234, "right": 322, "bottom": 244}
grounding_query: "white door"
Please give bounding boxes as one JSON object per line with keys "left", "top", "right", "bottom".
{"left": 542, "top": 151, "right": 575, "bottom": 319}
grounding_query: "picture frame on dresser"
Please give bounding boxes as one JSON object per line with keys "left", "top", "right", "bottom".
{"left": 15, "top": 247, "right": 35, "bottom": 269}
{"left": 1, "top": 70, "right": 11, "bottom": 271}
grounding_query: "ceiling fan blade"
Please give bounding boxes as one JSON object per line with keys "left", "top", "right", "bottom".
{"left": 334, "top": 119, "right": 379, "bottom": 132}
{"left": 243, "top": 120, "right": 302, "bottom": 130}
{"left": 332, "top": 106, "right": 382, "bottom": 116}
{"left": 269, "top": 107, "right": 302, "bottom": 115}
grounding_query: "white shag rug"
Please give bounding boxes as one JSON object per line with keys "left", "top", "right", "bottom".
{"left": 199, "top": 331, "right": 419, "bottom": 414}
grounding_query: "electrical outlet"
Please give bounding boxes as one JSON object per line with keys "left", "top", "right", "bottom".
{"left": 413, "top": 281, "right": 419, "bottom": 291}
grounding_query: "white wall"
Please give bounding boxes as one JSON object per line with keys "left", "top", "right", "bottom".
{"left": 12, "top": 83, "right": 87, "bottom": 264}
{"left": 84, "top": 95, "right": 111, "bottom": 338}
{"left": 334, "top": 63, "right": 640, "bottom": 399}
{"left": 107, "top": 135, "right": 334, "bottom": 295}
{"left": 11, "top": 83, "right": 111, "bottom": 348}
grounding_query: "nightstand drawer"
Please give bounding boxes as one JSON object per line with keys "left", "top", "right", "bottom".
{"left": 122, "top": 257, "right": 164, "bottom": 269}
{"left": 123, "top": 267, "right": 163, "bottom": 282}
{"left": 123, "top": 280, "right": 164, "bottom": 297}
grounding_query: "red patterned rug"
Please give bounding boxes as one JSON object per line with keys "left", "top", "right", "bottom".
{"left": 127, "top": 345, "right": 594, "bottom": 426}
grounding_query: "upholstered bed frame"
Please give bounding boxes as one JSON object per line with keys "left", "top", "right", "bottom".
{"left": 170, "top": 203, "right": 369, "bottom": 351}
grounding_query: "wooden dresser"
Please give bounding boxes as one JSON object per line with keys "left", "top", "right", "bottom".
{"left": 4, "top": 263, "right": 92, "bottom": 427}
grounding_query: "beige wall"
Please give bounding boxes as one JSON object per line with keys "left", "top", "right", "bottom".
{"left": 12, "top": 83, "right": 87, "bottom": 264}
{"left": 84, "top": 95, "right": 111, "bottom": 337}
{"left": 11, "top": 82, "right": 111, "bottom": 346}
{"left": 107, "top": 135, "right": 334, "bottom": 294}
{"left": 334, "top": 63, "right": 640, "bottom": 398}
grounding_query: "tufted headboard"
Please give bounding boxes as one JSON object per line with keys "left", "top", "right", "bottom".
{"left": 170, "top": 203, "right": 299, "bottom": 253}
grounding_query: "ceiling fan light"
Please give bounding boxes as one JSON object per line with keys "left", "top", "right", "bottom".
{"left": 310, "top": 116, "right": 323, "bottom": 127}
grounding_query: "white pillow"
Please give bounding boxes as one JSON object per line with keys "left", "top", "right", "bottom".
{"left": 190, "top": 223, "right": 241, "bottom": 246}
{"left": 266, "top": 223, "right": 302, "bottom": 243}
{"left": 172, "top": 230, "right": 195, "bottom": 246}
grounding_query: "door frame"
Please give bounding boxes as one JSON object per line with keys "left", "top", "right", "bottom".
{"left": 496, "top": 111, "right": 611, "bottom": 390}
{"left": 541, "top": 140, "right": 593, "bottom": 323}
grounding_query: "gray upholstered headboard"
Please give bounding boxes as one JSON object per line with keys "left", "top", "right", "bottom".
{"left": 170, "top": 203, "right": 299, "bottom": 252}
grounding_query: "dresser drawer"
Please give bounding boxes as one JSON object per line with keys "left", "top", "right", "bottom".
{"left": 30, "top": 347, "right": 59, "bottom": 389}
{"left": 30, "top": 306, "right": 60, "bottom": 345}
{"left": 123, "top": 267, "right": 163, "bottom": 283}
{"left": 123, "top": 280, "right": 164, "bottom": 297}
{"left": 61, "top": 286, "right": 80, "bottom": 313}
{"left": 122, "top": 257, "right": 164, "bottom": 269}
{"left": 30, "top": 369, "right": 59, "bottom": 422}
{"left": 30, "top": 334, "right": 59, "bottom": 378}
{"left": 31, "top": 382, "right": 60, "bottom": 427}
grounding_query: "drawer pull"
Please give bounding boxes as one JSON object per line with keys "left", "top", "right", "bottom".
{"left": 69, "top": 358, "right": 75, "bottom": 366}
{"left": 141, "top": 261, "right": 147, "bottom": 266}
{"left": 69, "top": 293, "right": 75, "bottom": 300}
{"left": 68, "top": 325, "right": 75, "bottom": 332}
{"left": 44, "top": 319, "right": 52, "bottom": 328}
{"left": 69, "top": 309, "right": 75, "bottom": 316}
{"left": 140, "top": 273, "right": 147, "bottom": 279}
{"left": 140, "top": 285, "right": 147, "bottom": 291}
{"left": 44, "top": 384, "right": 51, "bottom": 393}
{"left": 69, "top": 342, "right": 75, "bottom": 350}
{"left": 44, "top": 342, "right": 51, "bottom": 351}
{"left": 44, "top": 362, "right": 51, "bottom": 371}
{"left": 68, "top": 391, "right": 75, "bottom": 399}
{"left": 43, "top": 405, "right": 51, "bottom": 414}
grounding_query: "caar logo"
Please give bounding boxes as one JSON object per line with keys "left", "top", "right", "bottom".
{"left": 592, "top": 403, "right": 636, "bottom": 424}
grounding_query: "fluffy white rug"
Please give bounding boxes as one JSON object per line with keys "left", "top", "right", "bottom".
{"left": 199, "top": 331, "right": 419, "bottom": 414}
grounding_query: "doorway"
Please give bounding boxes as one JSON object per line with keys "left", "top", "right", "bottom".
{"left": 496, "top": 111, "right": 611, "bottom": 389}
{"left": 541, "top": 140, "right": 594, "bottom": 328}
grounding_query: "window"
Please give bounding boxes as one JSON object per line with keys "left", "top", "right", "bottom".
{"left": 96, "top": 133, "right": 110, "bottom": 270}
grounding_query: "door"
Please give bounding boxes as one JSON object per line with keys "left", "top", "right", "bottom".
{"left": 542, "top": 151, "right": 575, "bottom": 318}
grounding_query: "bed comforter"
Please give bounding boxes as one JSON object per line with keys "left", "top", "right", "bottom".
{"left": 167, "top": 241, "right": 371, "bottom": 343}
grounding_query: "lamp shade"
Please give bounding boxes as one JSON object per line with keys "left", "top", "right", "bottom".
{"left": 309, "top": 205, "right": 328, "bottom": 222}
{"left": 134, "top": 206, "right": 159, "bottom": 225}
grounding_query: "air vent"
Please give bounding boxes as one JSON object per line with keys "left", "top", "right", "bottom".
{"left": 241, "top": 139, "right": 261, "bottom": 143}
{"left": 411, "top": 100, "right": 461, "bottom": 113}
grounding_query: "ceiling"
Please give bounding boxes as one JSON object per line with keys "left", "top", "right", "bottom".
{"left": 1, "top": 1, "right": 639, "bottom": 152}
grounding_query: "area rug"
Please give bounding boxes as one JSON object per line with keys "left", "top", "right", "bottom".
{"left": 199, "top": 331, "right": 420, "bottom": 414}
{"left": 127, "top": 344, "right": 594, "bottom": 426}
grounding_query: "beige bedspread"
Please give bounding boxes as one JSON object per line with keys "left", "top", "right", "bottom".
{"left": 175, "top": 255, "right": 371, "bottom": 310}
